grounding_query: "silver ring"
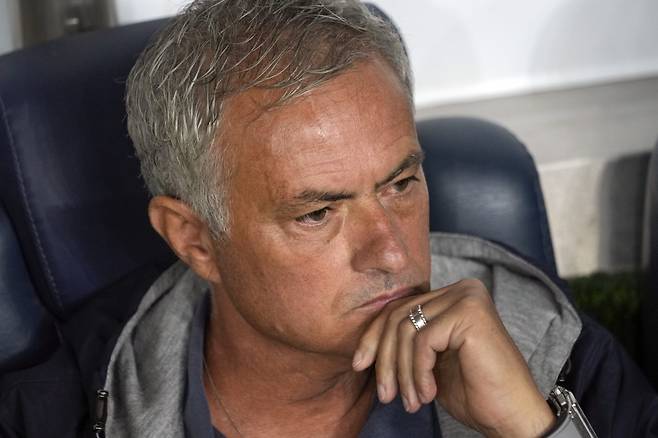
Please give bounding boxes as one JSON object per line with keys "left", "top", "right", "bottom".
{"left": 408, "top": 304, "right": 428, "bottom": 332}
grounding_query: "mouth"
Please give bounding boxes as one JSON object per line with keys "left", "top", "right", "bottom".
{"left": 358, "top": 286, "right": 419, "bottom": 312}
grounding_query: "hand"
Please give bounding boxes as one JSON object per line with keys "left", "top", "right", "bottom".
{"left": 352, "top": 279, "right": 556, "bottom": 437}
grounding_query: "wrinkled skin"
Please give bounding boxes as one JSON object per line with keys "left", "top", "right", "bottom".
{"left": 148, "top": 57, "right": 554, "bottom": 437}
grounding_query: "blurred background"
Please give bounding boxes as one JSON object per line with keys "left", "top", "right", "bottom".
{"left": 3, "top": 0, "right": 656, "bottom": 279}
{"left": 1, "top": 0, "right": 657, "bottom": 366}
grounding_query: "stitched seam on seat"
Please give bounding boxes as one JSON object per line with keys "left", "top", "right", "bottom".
{"left": 0, "top": 94, "right": 64, "bottom": 311}
{"left": 532, "top": 169, "right": 556, "bottom": 273}
{"left": 507, "top": 131, "right": 555, "bottom": 273}
{"left": 513, "top": 131, "right": 556, "bottom": 274}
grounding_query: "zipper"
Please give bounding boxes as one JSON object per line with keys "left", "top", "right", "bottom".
{"left": 93, "top": 389, "right": 109, "bottom": 438}
{"left": 557, "top": 357, "right": 572, "bottom": 383}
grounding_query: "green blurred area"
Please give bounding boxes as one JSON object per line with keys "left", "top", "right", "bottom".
{"left": 567, "top": 272, "right": 644, "bottom": 358}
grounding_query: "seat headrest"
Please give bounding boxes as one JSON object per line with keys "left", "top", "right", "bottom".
{"left": 419, "top": 117, "right": 557, "bottom": 274}
{"left": 0, "top": 19, "right": 175, "bottom": 318}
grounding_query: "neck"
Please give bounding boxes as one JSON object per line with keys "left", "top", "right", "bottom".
{"left": 203, "top": 290, "right": 376, "bottom": 438}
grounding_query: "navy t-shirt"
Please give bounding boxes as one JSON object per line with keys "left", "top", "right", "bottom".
{"left": 184, "top": 296, "right": 440, "bottom": 437}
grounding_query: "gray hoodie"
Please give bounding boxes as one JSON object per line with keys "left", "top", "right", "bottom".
{"left": 102, "top": 232, "right": 582, "bottom": 437}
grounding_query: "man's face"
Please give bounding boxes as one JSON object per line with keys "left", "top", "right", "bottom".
{"left": 213, "top": 58, "right": 430, "bottom": 358}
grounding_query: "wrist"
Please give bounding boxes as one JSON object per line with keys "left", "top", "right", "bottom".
{"left": 486, "top": 398, "right": 556, "bottom": 438}
{"left": 543, "top": 385, "right": 598, "bottom": 438}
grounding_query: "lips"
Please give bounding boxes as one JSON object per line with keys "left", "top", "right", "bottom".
{"left": 359, "top": 286, "right": 418, "bottom": 311}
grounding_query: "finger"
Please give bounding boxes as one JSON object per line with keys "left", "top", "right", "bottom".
{"left": 357, "top": 282, "right": 468, "bottom": 403}
{"left": 370, "top": 287, "right": 459, "bottom": 403}
{"left": 397, "top": 316, "right": 422, "bottom": 412}
{"left": 352, "top": 313, "right": 388, "bottom": 371}
{"left": 412, "top": 301, "right": 465, "bottom": 401}
{"left": 374, "top": 295, "right": 440, "bottom": 405}
{"left": 374, "top": 312, "right": 403, "bottom": 403}
{"left": 353, "top": 290, "right": 442, "bottom": 371}
{"left": 352, "top": 285, "right": 462, "bottom": 371}
{"left": 411, "top": 307, "right": 460, "bottom": 403}
{"left": 407, "top": 289, "right": 472, "bottom": 403}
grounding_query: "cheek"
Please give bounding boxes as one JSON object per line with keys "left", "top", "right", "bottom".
{"left": 398, "top": 183, "right": 431, "bottom": 273}
{"left": 214, "top": 182, "right": 431, "bottom": 355}
{"left": 217, "top": 232, "right": 355, "bottom": 346}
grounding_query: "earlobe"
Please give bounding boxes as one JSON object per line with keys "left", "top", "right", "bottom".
{"left": 148, "top": 196, "right": 222, "bottom": 283}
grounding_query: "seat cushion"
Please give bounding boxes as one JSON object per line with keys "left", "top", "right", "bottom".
{"left": 419, "top": 117, "right": 557, "bottom": 274}
{"left": 0, "top": 203, "right": 57, "bottom": 372}
{"left": 0, "top": 19, "right": 175, "bottom": 318}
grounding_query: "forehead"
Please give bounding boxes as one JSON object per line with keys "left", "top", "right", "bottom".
{"left": 220, "top": 58, "right": 418, "bottom": 203}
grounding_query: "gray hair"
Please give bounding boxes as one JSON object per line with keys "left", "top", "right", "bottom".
{"left": 126, "top": 0, "right": 413, "bottom": 237}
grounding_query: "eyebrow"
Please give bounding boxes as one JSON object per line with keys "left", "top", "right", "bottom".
{"left": 280, "top": 150, "right": 425, "bottom": 214}
{"left": 374, "top": 150, "right": 425, "bottom": 191}
{"left": 294, "top": 189, "right": 355, "bottom": 204}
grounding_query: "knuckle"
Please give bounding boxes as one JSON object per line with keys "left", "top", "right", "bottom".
{"left": 461, "top": 292, "right": 483, "bottom": 306}
{"left": 457, "top": 277, "right": 486, "bottom": 292}
{"left": 412, "top": 330, "right": 429, "bottom": 350}
{"left": 397, "top": 317, "right": 415, "bottom": 339}
{"left": 458, "top": 293, "right": 488, "bottom": 315}
{"left": 390, "top": 304, "right": 411, "bottom": 321}
{"left": 374, "top": 355, "right": 389, "bottom": 376}
{"left": 385, "top": 314, "right": 401, "bottom": 334}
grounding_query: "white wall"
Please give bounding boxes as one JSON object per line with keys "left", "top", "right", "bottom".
{"left": 5, "top": 1, "right": 658, "bottom": 105}
{"left": 378, "top": 0, "right": 658, "bottom": 107}
{"left": 2, "top": 0, "right": 654, "bottom": 276}
{"left": 114, "top": 0, "right": 188, "bottom": 25}
{"left": 0, "top": 0, "right": 20, "bottom": 55}
{"left": 113, "top": 0, "right": 658, "bottom": 109}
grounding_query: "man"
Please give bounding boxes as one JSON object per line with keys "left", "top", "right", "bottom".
{"left": 1, "top": 1, "right": 657, "bottom": 437}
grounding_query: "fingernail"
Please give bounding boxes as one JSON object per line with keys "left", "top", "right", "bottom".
{"left": 377, "top": 383, "right": 387, "bottom": 402}
{"left": 352, "top": 350, "right": 363, "bottom": 369}
{"left": 402, "top": 395, "right": 410, "bottom": 412}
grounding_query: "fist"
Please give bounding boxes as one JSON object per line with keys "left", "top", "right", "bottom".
{"left": 352, "top": 279, "right": 555, "bottom": 437}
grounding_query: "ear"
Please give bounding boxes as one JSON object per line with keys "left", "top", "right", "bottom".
{"left": 148, "top": 195, "right": 221, "bottom": 284}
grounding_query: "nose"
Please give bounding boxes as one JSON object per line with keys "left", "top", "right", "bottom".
{"left": 349, "top": 200, "right": 410, "bottom": 275}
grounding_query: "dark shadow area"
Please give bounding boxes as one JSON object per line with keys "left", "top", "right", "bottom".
{"left": 598, "top": 152, "right": 651, "bottom": 270}
{"left": 640, "top": 142, "right": 658, "bottom": 391}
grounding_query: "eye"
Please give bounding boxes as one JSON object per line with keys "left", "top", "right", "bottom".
{"left": 295, "top": 207, "right": 330, "bottom": 226}
{"left": 392, "top": 175, "right": 419, "bottom": 193}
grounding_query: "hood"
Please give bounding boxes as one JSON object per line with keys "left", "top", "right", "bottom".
{"left": 56, "top": 262, "right": 167, "bottom": 424}
{"left": 428, "top": 234, "right": 581, "bottom": 437}
{"left": 99, "top": 232, "right": 581, "bottom": 437}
